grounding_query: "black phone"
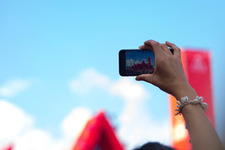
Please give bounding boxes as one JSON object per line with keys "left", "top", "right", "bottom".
{"left": 119, "top": 49, "right": 155, "bottom": 76}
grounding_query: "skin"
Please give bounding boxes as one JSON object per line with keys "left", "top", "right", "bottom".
{"left": 135, "top": 40, "right": 225, "bottom": 150}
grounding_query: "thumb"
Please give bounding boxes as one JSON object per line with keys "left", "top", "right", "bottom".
{"left": 135, "top": 74, "right": 153, "bottom": 83}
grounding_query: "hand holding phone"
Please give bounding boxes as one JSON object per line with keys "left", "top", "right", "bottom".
{"left": 135, "top": 40, "right": 189, "bottom": 98}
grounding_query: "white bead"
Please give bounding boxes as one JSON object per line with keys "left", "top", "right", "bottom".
{"left": 177, "top": 101, "right": 181, "bottom": 106}
{"left": 181, "top": 99, "right": 185, "bottom": 103}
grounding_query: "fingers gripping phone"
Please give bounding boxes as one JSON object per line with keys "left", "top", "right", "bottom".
{"left": 119, "top": 49, "right": 155, "bottom": 76}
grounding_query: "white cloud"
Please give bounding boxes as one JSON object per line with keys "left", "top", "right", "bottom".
{"left": 0, "top": 100, "right": 92, "bottom": 150}
{"left": 111, "top": 79, "right": 171, "bottom": 149}
{"left": 61, "top": 107, "right": 91, "bottom": 141}
{"left": 111, "top": 78, "right": 147, "bottom": 102}
{"left": 126, "top": 59, "right": 142, "bottom": 67}
{"left": 69, "top": 68, "right": 172, "bottom": 150}
{"left": 69, "top": 68, "right": 111, "bottom": 94}
{"left": 0, "top": 100, "right": 33, "bottom": 143}
{"left": 15, "top": 129, "right": 53, "bottom": 150}
{"left": 118, "top": 102, "right": 171, "bottom": 149}
{"left": 0, "top": 79, "right": 31, "bottom": 97}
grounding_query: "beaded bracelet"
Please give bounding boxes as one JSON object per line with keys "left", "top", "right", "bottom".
{"left": 175, "top": 96, "right": 208, "bottom": 116}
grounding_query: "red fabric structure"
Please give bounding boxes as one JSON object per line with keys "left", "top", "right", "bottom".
{"left": 1, "top": 144, "right": 13, "bottom": 150}
{"left": 72, "top": 111, "right": 124, "bottom": 150}
{"left": 169, "top": 50, "right": 215, "bottom": 150}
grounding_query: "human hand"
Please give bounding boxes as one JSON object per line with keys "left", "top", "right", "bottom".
{"left": 136, "top": 40, "right": 195, "bottom": 99}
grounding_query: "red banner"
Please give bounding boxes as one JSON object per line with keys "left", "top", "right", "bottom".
{"left": 170, "top": 49, "right": 215, "bottom": 150}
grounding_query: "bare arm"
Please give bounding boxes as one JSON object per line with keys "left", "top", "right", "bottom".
{"left": 136, "top": 40, "right": 224, "bottom": 150}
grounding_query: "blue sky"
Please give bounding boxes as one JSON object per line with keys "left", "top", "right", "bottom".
{"left": 0, "top": 0, "right": 225, "bottom": 149}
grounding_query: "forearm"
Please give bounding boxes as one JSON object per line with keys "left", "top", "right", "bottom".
{"left": 175, "top": 86, "right": 224, "bottom": 150}
{"left": 183, "top": 104, "right": 224, "bottom": 150}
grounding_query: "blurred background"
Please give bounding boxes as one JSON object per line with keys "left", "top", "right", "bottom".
{"left": 0, "top": 0, "right": 225, "bottom": 149}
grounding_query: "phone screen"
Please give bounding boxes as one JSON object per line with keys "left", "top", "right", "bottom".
{"left": 119, "top": 49, "right": 155, "bottom": 76}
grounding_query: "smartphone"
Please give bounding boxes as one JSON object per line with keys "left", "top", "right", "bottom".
{"left": 119, "top": 49, "right": 155, "bottom": 76}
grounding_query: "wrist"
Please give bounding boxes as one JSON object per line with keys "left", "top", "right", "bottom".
{"left": 172, "top": 83, "right": 197, "bottom": 100}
